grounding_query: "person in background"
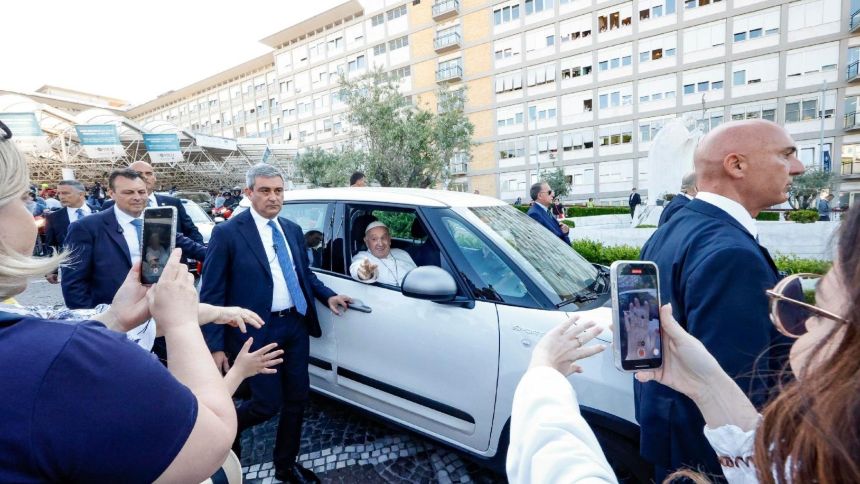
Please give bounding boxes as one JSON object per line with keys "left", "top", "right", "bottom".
{"left": 508, "top": 202, "right": 860, "bottom": 484}
{"left": 26, "top": 191, "right": 46, "bottom": 216}
{"left": 628, "top": 187, "right": 641, "bottom": 218}
{"left": 658, "top": 172, "right": 698, "bottom": 227}
{"left": 0, "top": 122, "right": 236, "bottom": 482}
{"left": 89, "top": 180, "right": 106, "bottom": 208}
{"left": 638, "top": 119, "right": 804, "bottom": 479}
{"left": 586, "top": 198, "right": 595, "bottom": 208}
{"left": 304, "top": 230, "right": 324, "bottom": 269}
{"left": 43, "top": 180, "right": 98, "bottom": 283}
{"left": 350, "top": 171, "right": 367, "bottom": 187}
{"left": 214, "top": 191, "right": 227, "bottom": 210}
{"left": 514, "top": 196, "right": 522, "bottom": 206}
{"left": 818, "top": 192, "right": 834, "bottom": 221}
{"left": 527, "top": 182, "right": 570, "bottom": 244}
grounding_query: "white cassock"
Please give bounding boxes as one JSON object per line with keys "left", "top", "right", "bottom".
{"left": 349, "top": 248, "right": 417, "bottom": 286}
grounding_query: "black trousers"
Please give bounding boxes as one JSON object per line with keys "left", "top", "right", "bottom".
{"left": 233, "top": 312, "right": 310, "bottom": 470}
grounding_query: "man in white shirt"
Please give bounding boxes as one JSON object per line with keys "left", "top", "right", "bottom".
{"left": 350, "top": 221, "right": 417, "bottom": 286}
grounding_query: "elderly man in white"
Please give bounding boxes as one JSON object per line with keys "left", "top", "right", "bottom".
{"left": 350, "top": 221, "right": 417, "bottom": 286}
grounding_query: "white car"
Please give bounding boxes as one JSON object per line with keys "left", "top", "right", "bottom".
{"left": 180, "top": 198, "right": 215, "bottom": 243}
{"left": 247, "top": 188, "right": 646, "bottom": 480}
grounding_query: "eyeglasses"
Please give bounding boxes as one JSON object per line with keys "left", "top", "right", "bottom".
{"left": 766, "top": 273, "right": 848, "bottom": 338}
{"left": 541, "top": 190, "right": 553, "bottom": 195}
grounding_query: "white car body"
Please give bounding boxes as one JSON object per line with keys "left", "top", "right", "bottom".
{"left": 245, "top": 188, "right": 643, "bottom": 476}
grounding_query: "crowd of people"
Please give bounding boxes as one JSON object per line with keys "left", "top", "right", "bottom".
{"left": 2, "top": 114, "right": 858, "bottom": 484}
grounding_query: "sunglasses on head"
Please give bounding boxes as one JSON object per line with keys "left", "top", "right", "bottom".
{"left": 766, "top": 273, "right": 848, "bottom": 338}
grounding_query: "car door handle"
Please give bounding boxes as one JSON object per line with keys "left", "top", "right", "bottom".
{"left": 348, "top": 299, "right": 372, "bottom": 313}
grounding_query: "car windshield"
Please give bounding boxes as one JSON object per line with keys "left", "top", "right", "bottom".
{"left": 182, "top": 201, "right": 212, "bottom": 224}
{"left": 468, "top": 205, "right": 599, "bottom": 302}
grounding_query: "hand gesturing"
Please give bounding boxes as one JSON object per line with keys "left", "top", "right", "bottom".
{"left": 357, "top": 258, "right": 378, "bottom": 281}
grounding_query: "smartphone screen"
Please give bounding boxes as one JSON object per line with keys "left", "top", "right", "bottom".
{"left": 611, "top": 261, "right": 663, "bottom": 371}
{"left": 140, "top": 207, "right": 177, "bottom": 285}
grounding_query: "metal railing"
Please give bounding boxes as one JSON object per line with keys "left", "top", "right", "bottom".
{"left": 852, "top": 9, "right": 860, "bottom": 30}
{"left": 432, "top": 0, "right": 459, "bottom": 18}
{"left": 848, "top": 61, "right": 859, "bottom": 81}
{"left": 434, "top": 31, "right": 461, "bottom": 50}
{"left": 436, "top": 65, "right": 463, "bottom": 82}
{"left": 845, "top": 111, "right": 860, "bottom": 130}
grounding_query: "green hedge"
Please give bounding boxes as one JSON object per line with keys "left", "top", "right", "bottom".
{"left": 561, "top": 219, "right": 576, "bottom": 228}
{"left": 572, "top": 239, "right": 830, "bottom": 275}
{"left": 785, "top": 210, "right": 819, "bottom": 224}
{"left": 514, "top": 205, "right": 530, "bottom": 213}
{"left": 756, "top": 212, "right": 780, "bottom": 221}
{"left": 566, "top": 206, "right": 631, "bottom": 217}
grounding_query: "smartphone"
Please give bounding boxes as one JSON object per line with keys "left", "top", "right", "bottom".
{"left": 610, "top": 260, "right": 663, "bottom": 372}
{"left": 140, "top": 206, "right": 177, "bottom": 285}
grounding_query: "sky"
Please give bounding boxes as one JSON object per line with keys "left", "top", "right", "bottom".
{"left": 2, "top": 0, "right": 349, "bottom": 106}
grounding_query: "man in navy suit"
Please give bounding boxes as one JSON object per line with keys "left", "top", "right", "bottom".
{"left": 657, "top": 172, "right": 698, "bottom": 227}
{"left": 527, "top": 182, "right": 570, "bottom": 244}
{"left": 628, "top": 187, "right": 642, "bottom": 218}
{"left": 103, "top": 160, "right": 203, "bottom": 244}
{"left": 43, "top": 180, "right": 98, "bottom": 283}
{"left": 637, "top": 119, "right": 805, "bottom": 480}
{"left": 201, "top": 164, "right": 352, "bottom": 484}
{"left": 61, "top": 169, "right": 206, "bottom": 310}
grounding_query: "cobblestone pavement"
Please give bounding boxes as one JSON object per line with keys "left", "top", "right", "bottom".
{"left": 238, "top": 394, "right": 505, "bottom": 484}
{"left": 15, "top": 280, "right": 506, "bottom": 484}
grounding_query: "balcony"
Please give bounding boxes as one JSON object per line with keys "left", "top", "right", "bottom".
{"left": 432, "top": 0, "right": 459, "bottom": 20}
{"left": 449, "top": 162, "right": 468, "bottom": 175}
{"left": 434, "top": 31, "right": 461, "bottom": 53}
{"left": 849, "top": 61, "right": 860, "bottom": 82}
{"left": 852, "top": 9, "right": 860, "bottom": 32}
{"left": 436, "top": 64, "right": 463, "bottom": 83}
{"left": 845, "top": 111, "right": 860, "bottom": 131}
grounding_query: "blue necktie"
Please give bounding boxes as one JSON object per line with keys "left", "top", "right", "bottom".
{"left": 267, "top": 220, "right": 308, "bottom": 315}
{"left": 75, "top": 208, "right": 84, "bottom": 221}
{"left": 130, "top": 219, "right": 143, "bottom": 245}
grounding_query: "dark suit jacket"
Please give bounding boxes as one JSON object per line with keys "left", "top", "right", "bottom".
{"left": 628, "top": 192, "right": 641, "bottom": 209}
{"left": 637, "top": 199, "right": 787, "bottom": 475}
{"left": 657, "top": 194, "right": 689, "bottom": 226}
{"left": 61, "top": 207, "right": 207, "bottom": 309}
{"left": 104, "top": 194, "right": 203, "bottom": 244}
{"left": 200, "top": 210, "right": 336, "bottom": 356}
{"left": 527, "top": 204, "right": 571, "bottom": 244}
{"left": 44, "top": 204, "right": 99, "bottom": 252}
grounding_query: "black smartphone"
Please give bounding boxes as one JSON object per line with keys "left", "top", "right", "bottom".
{"left": 140, "top": 206, "right": 177, "bottom": 285}
{"left": 610, "top": 261, "right": 663, "bottom": 372}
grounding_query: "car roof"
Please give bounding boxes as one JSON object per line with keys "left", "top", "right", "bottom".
{"left": 281, "top": 187, "right": 507, "bottom": 208}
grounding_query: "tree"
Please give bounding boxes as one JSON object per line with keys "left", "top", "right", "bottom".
{"left": 339, "top": 69, "right": 474, "bottom": 188}
{"left": 788, "top": 168, "right": 837, "bottom": 209}
{"left": 542, "top": 167, "right": 570, "bottom": 199}
{"left": 296, "top": 147, "right": 363, "bottom": 187}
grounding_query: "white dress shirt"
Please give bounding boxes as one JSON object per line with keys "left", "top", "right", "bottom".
{"left": 696, "top": 191, "right": 758, "bottom": 239}
{"left": 249, "top": 207, "right": 295, "bottom": 311}
{"left": 112, "top": 206, "right": 143, "bottom": 264}
{"left": 147, "top": 192, "right": 159, "bottom": 207}
{"left": 66, "top": 204, "right": 92, "bottom": 223}
{"left": 349, "top": 249, "right": 417, "bottom": 286}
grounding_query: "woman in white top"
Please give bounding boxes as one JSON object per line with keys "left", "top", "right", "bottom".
{"left": 508, "top": 205, "right": 860, "bottom": 484}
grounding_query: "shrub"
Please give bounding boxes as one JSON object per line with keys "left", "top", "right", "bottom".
{"left": 773, "top": 255, "right": 831, "bottom": 275}
{"left": 785, "top": 210, "right": 818, "bottom": 224}
{"left": 756, "top": 211, "right": 780, "bottom": 221}
{"left": 561, "top": 219, "right": 576, "bottom": 228}
{"left": 571, "top": 239, "right": 641, "bottom": 266}
{"left": 514, "top": 205, "right": 529, "bottom": 213}
{"left": 571, "top": 239, "right": 831, "bottom": 275}
{"left": 566, "top": 206, "right": 631, "bottom": 218}
{"left": 637, "top": 224, "right": 657, "bottom": 229}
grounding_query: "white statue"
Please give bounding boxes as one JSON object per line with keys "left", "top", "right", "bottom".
{"left": 645, "top": 118, "right": 702, "bottom": 206}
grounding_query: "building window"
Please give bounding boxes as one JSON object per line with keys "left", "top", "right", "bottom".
{"left": 494, "top": 4, "right": 521, "bottom": 25}
{"left": 386, "top": 4, "right": 407, "bottom": 20}
{"left": 371, "top": 13, "right": 385, "bottom": 26}
{"left": 525, "top": 0, "right": 554, "bottom": 16}
{"left": 389, "top": 36, "right": 409, "bottom": 51}
{"left": 373, "top": 43, "right": 386, "bottom": 55}
{"left": 562, "top": 129, "right": 595, "bottom": 150}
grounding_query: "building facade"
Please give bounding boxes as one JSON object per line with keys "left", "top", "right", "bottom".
{"left": 128, "top": 0, "right": 860, "bottom": 205}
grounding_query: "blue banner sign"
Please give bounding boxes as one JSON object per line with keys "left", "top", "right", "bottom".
{"left": 143, "top": 133, "right": 183, "bottom": 163}
{"left": 0, "top": 112, "right": 43, "bottom": 137}
{"left": 75, "top": 124, "right": 125, "bottom": 159}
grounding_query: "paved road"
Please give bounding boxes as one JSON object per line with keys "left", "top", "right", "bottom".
{"left": 14, "top": 279, "right": 506, "bottom": 483}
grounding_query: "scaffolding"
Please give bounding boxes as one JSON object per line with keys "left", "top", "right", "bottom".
{"left": 0, "top": 94, "right": 298, "bottom": 191}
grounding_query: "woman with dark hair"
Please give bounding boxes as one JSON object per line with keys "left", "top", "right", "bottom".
{"left": 508, "top": 205, "right": 860, "bottom": 483}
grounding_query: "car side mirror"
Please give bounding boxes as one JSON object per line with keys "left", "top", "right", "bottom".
{"left": 401, "top": 266, "right": 457, "bottom": 302}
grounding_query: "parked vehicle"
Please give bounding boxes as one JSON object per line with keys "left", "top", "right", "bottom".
{"left": 232, "top": 188, "right": 647, "bottom": 480}
{"left": 174, "top": 191, "right": 213, "bottom": 213}
{"left": 180, "top": 198, "right": 215, "bottom": 243}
